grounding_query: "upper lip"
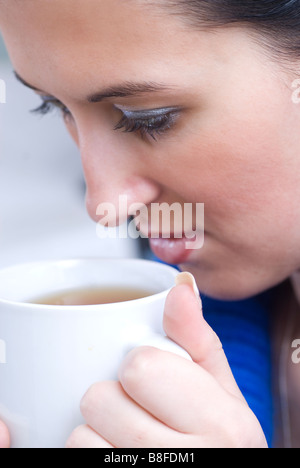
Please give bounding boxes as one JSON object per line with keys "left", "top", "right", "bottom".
{"left": 132, "top": 220, "right": 197, "bottom": 239}
{"left": 136, "top": 227, "right": 192, "bottom": 240}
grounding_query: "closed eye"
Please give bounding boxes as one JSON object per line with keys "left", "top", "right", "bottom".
{"left": 114, "top": 107, "right": 181, "bottom": 141}
{"left": 32, "top": 96, "right": 181, "bottom": 141}
{"left": 31, "top": 96, "right": 72, "bottom": 118}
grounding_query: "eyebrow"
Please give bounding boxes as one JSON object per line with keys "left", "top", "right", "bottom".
{"left": 87, "top": 82, "right": 173, "bottom": 102}
{"left": 14, "top": 71, "right": 174, "bottom": 102}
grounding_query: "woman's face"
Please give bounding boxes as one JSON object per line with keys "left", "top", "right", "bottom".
{"left": 1, "top": 0, "right": 300, "bottom": 300}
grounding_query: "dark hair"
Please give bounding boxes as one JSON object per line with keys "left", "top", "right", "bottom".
{"left": 160, "top": 0, "right": 300, "bottom": 60}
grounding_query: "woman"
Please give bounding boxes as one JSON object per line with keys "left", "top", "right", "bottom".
{"left": 0, "top": 0, "right": 300, "bottom": 448}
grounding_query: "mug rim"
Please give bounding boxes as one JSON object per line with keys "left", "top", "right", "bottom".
{"left": 0, "top": 257, "right": 179, "bottom": 310}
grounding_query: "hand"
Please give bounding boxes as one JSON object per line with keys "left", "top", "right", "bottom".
{"left": 0, "top": 421, "right": 10, "bottom": 448}
{"left": 66, "top": 273, "right": 267, "bottom": 448}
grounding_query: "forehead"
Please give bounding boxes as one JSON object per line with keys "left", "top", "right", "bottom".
{"left": 0, "top": 0, "right": 261, "bottom": 104}
{"left": 0, "top": 1, "right": 187, "bottom": 94}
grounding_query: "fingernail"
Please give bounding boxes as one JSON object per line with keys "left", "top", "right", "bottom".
{"left": 175, "top": 272, "right": 200, "bottom": 298}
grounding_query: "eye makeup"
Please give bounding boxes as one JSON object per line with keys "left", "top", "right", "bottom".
{"left": 31, "top": 95, "right": 71, "bottom": 117}
{"left": 114, "top": 106, "right": 182, "bottom": 141}
{"left": 32, "top": 95, "right": 182, "bottom": 141}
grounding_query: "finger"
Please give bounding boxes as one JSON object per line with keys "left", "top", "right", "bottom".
{"left": 163, "top": 272, "right": 243, "bottom": 399}
{"left": 80, "top": 381, "right": 196, "bottom": 448}
{"left": 0, "top": 421, "right": 10, "bottom": 448}
{"left": 119, "top": 345, "right": 244, "bottom": 435}
{"left": 66, "top": 424, "right": 114, "bottom": 448}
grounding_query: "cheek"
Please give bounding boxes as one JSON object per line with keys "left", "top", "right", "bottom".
{"left": 162, "top": 108, "right": 300, "bottom": 262}
{"left": 171, "top": 65, "right": 300, "bottom": 224}
{"left": 166, "top": 131, "right": 275, "bottom": 217}
{"left": 172, "top": 110, "right": 296, "bottom": 213}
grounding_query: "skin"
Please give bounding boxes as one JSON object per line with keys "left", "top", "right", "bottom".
{"left": 0, "top": 0, "right": 299, "bottom": 447}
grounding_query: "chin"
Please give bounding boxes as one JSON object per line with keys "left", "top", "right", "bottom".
{"left": 179, "top": 263, "right": 278, "bottom": 302}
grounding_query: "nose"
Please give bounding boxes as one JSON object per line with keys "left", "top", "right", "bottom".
{"left": 86, "top": 173, "right": 162, "bottom": 227}
{"left": 78, "top": 128, "right": 161, "bottom": 227}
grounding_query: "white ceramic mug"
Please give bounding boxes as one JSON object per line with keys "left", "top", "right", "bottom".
{"left": 0, "top": 258, "right": 190, "bottom": 448}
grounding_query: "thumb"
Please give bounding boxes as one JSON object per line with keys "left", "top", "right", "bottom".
{"left": 163, "top": 272, "right": 243, "bottom": 400}
{"left": 0, "top": 421, "right": 10, "bottom": 448}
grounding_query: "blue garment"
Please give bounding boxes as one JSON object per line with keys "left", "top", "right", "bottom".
{"left": 150, "top": 254, "right": 275, "bottom": 447}
{"left": 201, "top": 290, "right": 274, "bottom": 448}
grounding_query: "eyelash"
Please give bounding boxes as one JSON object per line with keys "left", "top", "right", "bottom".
{"left": 32, "top": 97, "right": 178, "bottom": 140}
{"left": 114, "top": 111, "right": 178, "bottom": 141}
{"left": 31, "top": 97, "right": 71, "bottom": 118}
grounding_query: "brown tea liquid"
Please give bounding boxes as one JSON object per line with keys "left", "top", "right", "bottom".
{"left": 30, "top": 286, "right": 153, "bottom": 306}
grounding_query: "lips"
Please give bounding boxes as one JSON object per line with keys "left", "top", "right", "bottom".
{"left": 149, "top": 236, "right": 194, "bottom": 265}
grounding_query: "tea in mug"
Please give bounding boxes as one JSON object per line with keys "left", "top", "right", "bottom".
{"left": 30, "top": 286, "right": 153, "bottom": 306}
